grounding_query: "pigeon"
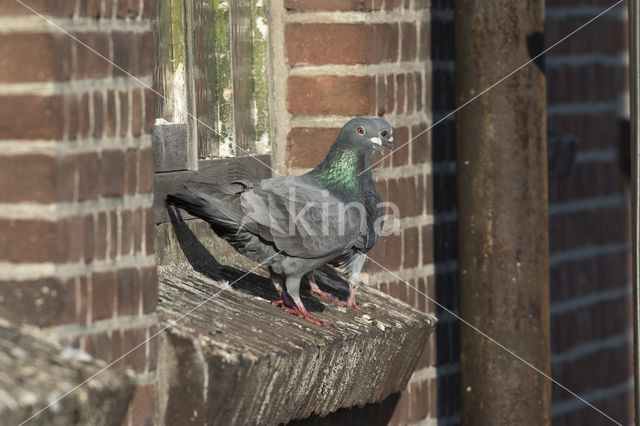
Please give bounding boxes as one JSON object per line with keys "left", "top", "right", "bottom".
{"left": 307, "top": 118, "right": 394, "bottom": 311}
{"left": 167, "top": 117, "right": 394, "bottom": 326}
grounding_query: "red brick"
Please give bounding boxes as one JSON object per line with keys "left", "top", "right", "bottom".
{"left": 125, "top": 148, "right": 138, "bottom": 195}
{"left": 286, "top": 127, "right": 339, "bottom": 168}
{"left": 109, "top": 211, "right": 118, "bottom": 259}
{"left": 409, "top": 380, "right": 430, "bottom": 423}
{"left": 411, "top": 122, "right": 430, "bottom": 164}
{"left": 121, "top": 210, "right": 134, "bottom": 256}
{"left": 414, "top": 73, "right": 423, "bottom": 112}
{"left": 128, "top": 383, "right": 157, "bottom": 426}
{"left": 0, "top": 154, "right": 55, "bottom": 203}
{"left": 385, "top": 74, "right": 395, "bottom": 114}
{"left": 63, "top": 215, "right": 85, "bottom": 262}
{"left": 419, "top": 21, "right": 430, "bottom": 60}
{"left": 0, "top": 219, "right": 55, "bottom": 263}
{"left": 85, "top": 331, "right": 113, "bottom": 364}
{"left": 406, "top": 73, "right": 415, "bottom": 114}
{"left": 0, "top": 277, "right": 76, "bottom": 327}
{"left": 55, "top": 155, "right": 78, "bottom": 202}
{"left": 0, "top": 95, "right": 64, "bottom": 140}
{"left": 286, "top": 23, "right": 398, "bottom": 66}
{"left": 287, "top": 75, "right": 375, "bottom": 116}
{"left": 78, "top": 92, "right": 90, "bottom": 139}
{"left": 78, "top": 152, "right": 100, "bottom": 200}
{"left": 96, "top": 212, "right": 108, "bottom": 260}
{"left": 119, "top": 91, "right": 130, "bottom": 136}
{"left": 141, "top": 267, "right": 158, "bottom": 313}
{"left": 422, "top": 225, "right": 434, "bottom": 265}
{"left": 106, "top": 90, "right": 117, "bottom": 137}
{"left": 138, "top": 147, "right": 155, "bottom": 193}
{"left": 395, "top": 74, "right": 406, "bottom": 114}
{"left": 82, "top": 0, "right": 101, "bottom": 18}
{"left": 376, "top": 75, "right": 387, "bottom": 115}
{"left": 113, "top": 32, "right": 139, "bottom": 76}
{"left": 144, "top": 88, "right": 156, "bottom": 134}
{"left": 101, "top": 149, "right": 126, "bottom": 197}
{"left": 73, "top": 32, "right": 111, "bottom": 79}
{"left": 117, "top": 267, "right": 140, "bottom": 316}
{"left": 284, "top": 0, "right": 371, "bottom": 11}
{"left": 92, "top": 270, "right": 117, "bottom": 320}
{"left": 0, "top": 1, "right": 74, "bottom": 17}
{"left": 84, "top": 215, "right": 95, "bottom": 263}
{"left": 92, "top": 92, "right": 104, "bottom": 139}
{"left": 122, "top": 327, "right": 147, "bottom": 373}
{"left": 145, "top": 208, "right": 155, "bottom": 255}
{"left": 78, "top": 275, "right": 89, "bottom": 323}
{"left": 403, "top": 227, "right": 419, "bottom": 268}
{"left": 0, "top": 33, "right": 71, "bottom": 83}
{"left": 132, "top": 89, "right": 143, "bottom": 136}
{"left": 401, "top": 23, "right": 417, "bottom": 61}
{"left": 392, "top": 126, "right": 409, "bottom": 167}
{"left": 64, "top": 93, "right": 79, "bottom": 140}
{"left": 142, "top": 0, "right": 153, "bottom": 18}
{"left": 134, "top": 208, "right": 144, "bottom": 254}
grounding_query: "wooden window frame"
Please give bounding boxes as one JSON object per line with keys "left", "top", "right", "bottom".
{"left": 151, "top": 0, "right": 272, "bottom": 224}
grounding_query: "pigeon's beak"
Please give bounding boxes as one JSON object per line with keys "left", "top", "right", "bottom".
{"left": 382, "top": 135, "right": 394, "bottom": 150}
{"left": 369, "top": 136, "right": 384, "bottom": 154}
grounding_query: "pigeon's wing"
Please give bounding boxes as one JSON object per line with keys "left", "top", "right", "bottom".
{"left": 240, "top": 177, "right": 365, "bottom": 258}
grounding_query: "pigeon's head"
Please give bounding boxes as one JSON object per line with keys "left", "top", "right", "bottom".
{"left": 338, "top": 117, "right": 394, "bottom": 155}
{"left": 371, "top": 117, "right": 394, "bottom": 150}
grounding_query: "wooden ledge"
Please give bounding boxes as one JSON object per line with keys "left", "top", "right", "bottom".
{"left": 155, "top": 219, "right": 436, "bottom": 425}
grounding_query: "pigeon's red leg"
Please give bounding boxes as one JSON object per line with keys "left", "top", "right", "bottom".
{"left": 334, "top": 278, "right": 364, "bottom": 313}
{"left": 307, "top": 273, "right": 332, "bottom": 299}
{"left": 283, "top": 276, "right": 330, "bottom": 327}
{"left": 271, "top": 276, "right": 295, "bottom": 309}
{"left": 285, "top": 297, "right": 330, "bottom": 327}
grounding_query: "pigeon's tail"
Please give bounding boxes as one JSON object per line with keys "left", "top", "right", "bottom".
{"left": 166, "top": 192, "right": 241, "bottom": 231}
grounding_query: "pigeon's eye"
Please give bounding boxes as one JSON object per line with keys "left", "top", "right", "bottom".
{"left": 356, "top": 126, "right": 365, "bottom": 135}
{"left": 380, "top": 130, "right": 389, "bottom": 138}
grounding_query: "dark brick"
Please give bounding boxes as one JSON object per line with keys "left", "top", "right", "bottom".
{"left": 92, "top": 270, "right": 117, "bottom": 321}
{"left": 0, "top": 277, "right": 75, "bottom": 327}
{"left": 117, "top": 268, "right": 140, "bottom": 316}
{"left": 0, "top": 154, "right": 55, "bottom": 203}
{"left": 74, "top": 32, "right": 111, "bottom": 79}
{"left": 141, "top": 267, "right": 158, "bottom": 314}
{"left": 0, "top": 33, "right": 71, "bottom": 83}
{"left": 138, "top": 147, "right": 155, "bottom": 193}
{"left": 101, "top": 149, "right": 126, "bottom": 197}
{"left": 287, "top": 127, "right": 339, "bottom": 168}
{"left": 287, "top": 75, "right": 375, "bottom": 116}
{"left": 0, "top": 95, "right": 64, "bottom": 140}
{"left": 401, "top": 23, "right": 417, "bottom": 61}
{"left": 284, "top": 0, "right": 371, "bottom": 11}
{"left": 78, "top": 152, "right": 100, "bottom": 200}
{"left": 403, "top": 227, "right": 419, "bottom": 268}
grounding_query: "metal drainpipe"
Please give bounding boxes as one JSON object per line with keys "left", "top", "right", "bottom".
{"left": 628, "top": 1, "right": 640, "bottom": 424}
{"left": 454, "top": 1, "right": 551, "bottom": 425}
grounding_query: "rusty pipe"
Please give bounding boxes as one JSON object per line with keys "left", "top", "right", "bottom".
{"left": 455, "top": 1, "right": 551, "bottom": 425}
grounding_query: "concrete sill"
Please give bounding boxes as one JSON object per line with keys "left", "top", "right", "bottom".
{"left": 0, "top": 322, "right": 134, "bottom": 426}
{"left": 155, "top": 219, "right": 436, "bottom": 425}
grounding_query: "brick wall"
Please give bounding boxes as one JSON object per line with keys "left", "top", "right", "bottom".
{"left": 0, "top": 2, "right": 158, "bottom": 424}
{"left": 546, "top": 1, "right": 633, "bottom": 424}
{"left": 272, "top": 0, "right": 457, "bottom": 424}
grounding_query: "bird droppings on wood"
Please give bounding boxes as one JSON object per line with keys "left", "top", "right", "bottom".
{"left": 155, "top": 220, "right": 436, "bottom": 425}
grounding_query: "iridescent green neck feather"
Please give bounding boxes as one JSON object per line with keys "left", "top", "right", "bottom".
{"left": 313, "top": 148, "right": 360, "bottom": 194}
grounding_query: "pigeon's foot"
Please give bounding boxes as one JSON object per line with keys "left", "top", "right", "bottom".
{"left": 272, "top": 292, "right": 295, "bottom": 309}
{"left": 284, "top": 306, "right": 330, "bottom": 327}
{"left": 334, "top": 294, "right": 364, "bottom": 313}
{"left": 309, "top": 282, "right": 333, "bottom": 300}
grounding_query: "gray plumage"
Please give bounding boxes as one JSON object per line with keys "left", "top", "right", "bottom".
{"left": 167, "top": 117, "right": 393, "bottom": 326}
